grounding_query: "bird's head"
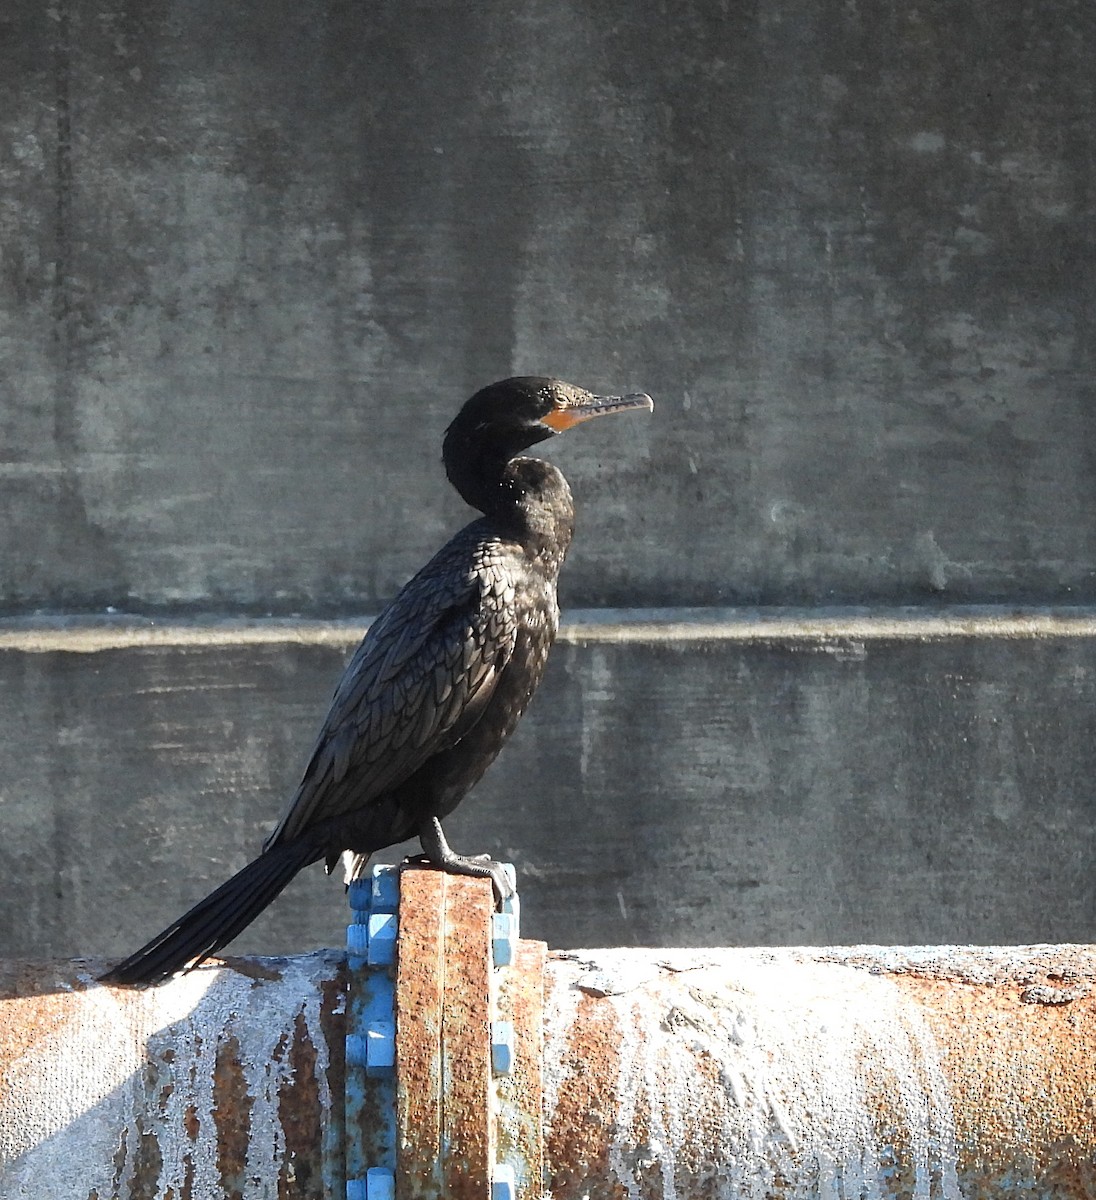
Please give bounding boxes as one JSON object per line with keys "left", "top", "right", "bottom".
{"left": 446, "top": 376, "right": 654, "bottom": 461}
{"left": 443, "top": 376, "right": 653, "bottom": 518}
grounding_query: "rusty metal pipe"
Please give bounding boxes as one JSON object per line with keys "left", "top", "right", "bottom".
{"left": 0, "top": 952, "right": 347, "bottom": 1197}
{"left": 381, "top": 872, "right": 1096, "bottom": 1200}
{"left": 2, "top": 875, "right": 1095, "bottom": 1198}
{"left": 539, "top": 945, "right": 1096, "bottom": 1200}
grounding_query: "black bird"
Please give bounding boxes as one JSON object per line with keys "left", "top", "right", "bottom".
{"left": 101, "top": 377, "right": 652, "bottom": 985}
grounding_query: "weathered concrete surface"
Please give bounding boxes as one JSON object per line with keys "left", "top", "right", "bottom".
{"left": 1, "top": 0, "right": 1095, "bottom": 613}
{"left": 3, "top": 616, "right": 1095, "bottom": 961}
{"left": 2, "top": 0, "right": 1095, "bottom": 973}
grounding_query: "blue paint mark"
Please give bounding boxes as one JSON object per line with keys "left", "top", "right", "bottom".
{"left": 346, "top": 865, "right": 400, "bottom": 1192}
{"left": 492, "top": 911, "right": 517, "bottom": 967}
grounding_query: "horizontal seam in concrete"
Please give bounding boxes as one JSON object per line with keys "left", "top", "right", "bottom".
{"left": 2, "top": 606, "right": 1096, "bottom": 652}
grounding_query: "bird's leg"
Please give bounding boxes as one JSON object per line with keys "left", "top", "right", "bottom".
{"left": 412, "top": 816, "right": 516, "bottom": 904}
{"left": 340, "top": 850, "right": 371, "bottom": 887}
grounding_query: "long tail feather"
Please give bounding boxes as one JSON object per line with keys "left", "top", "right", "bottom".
{"left": 100, "top": 840, "right": 322, "bottom": 986}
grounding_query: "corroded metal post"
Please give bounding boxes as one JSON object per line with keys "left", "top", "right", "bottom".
{"left": 396, "top": 868, "right": 496, "bottom": 1199}
{"left": 389, "top": 865, "right": 545, "bottom": 1200}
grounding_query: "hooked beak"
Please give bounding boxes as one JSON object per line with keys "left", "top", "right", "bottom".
{"left": 539, "top": 392, "right": 654, "bottom": 433}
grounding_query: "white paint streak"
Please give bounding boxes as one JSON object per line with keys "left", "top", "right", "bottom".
{"left": 1, "top": 969, "right": 219, "bottom": 1183}
{"left": 539, "top": 965, "right": 584, "bottom": 1133}
{"left": 639, "top": 994, "right": 678, "bottom": 1200}
{"left": 547, "top": 950, "right": 963, "bottom": 1200}
{"left": 0, "top": 955, "right": 337, "bottom": 1198}
{"left": 578, "top": 646, "right": 614, "bottom": 785}
{"left": 607, "top": 992, "right": 644, "bottom": 1200}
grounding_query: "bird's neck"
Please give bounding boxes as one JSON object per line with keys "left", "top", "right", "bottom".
{"left": 497, "top": 458, "right": 575, "bottom": 563}
{"left": 446, "top": 443, "right": 574, "bottom": 560}
{"left": 444, "top": 434, "right": 515, "bottom": 516}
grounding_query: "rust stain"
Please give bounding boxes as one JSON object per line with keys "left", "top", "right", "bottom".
{"left": 397, "top": 867, "right": 447, "bottom": 1199}
{"left": 496, "top": 940, "right": 547, "bottom": 1200}
{"left": 894, "top": 971, "right": 1096, "bottom": 1199}
{"left": 634, "top": 1124, "right": 665, "bottom": 1200}
{"left": 859, "top": 1056, "right": 920, "bottom": 1200}
{"left": 818, "top": 945, "right": 1096, "bottom": 989}
{"left": 0, "top": 961, "right": 92, "bottom": 1109}
{"left": 1, "top": 956, "right": 342, "bottom": 1197}
{"left": 621, "top": 992, "right": 685, "bottom": 1200}
{"left": 277, "top": 1010, "right": 324, "bottom": 1200}
{"left": 440, "top": 874, "right": 493, "bottom": 1200}
{"left": 545, "top": 990, "right": 628, "bottom": 1200}
{"left": 320, "top": 964, "right": 348, "bottom": 1176}
{"left": 605, "top": 993, "right": 660, "bottom": 1200}
{"left": 319, "top": 964, "right": 349, "bottom": 1073}
{"left": 110, "top": 1125, "right": 128, "bottom": 1197}
{"left": 660, "top": 1029, "right": 735, "bottom": 1200}
{"left": 128, "top": 1115, "right": 164, "bottom": 1200}
{"left": 183, "top": 1103, "right": 199, "bottom": 1141}
{"left": 212, "top": 1032, "right": 252, "bottom": 1200}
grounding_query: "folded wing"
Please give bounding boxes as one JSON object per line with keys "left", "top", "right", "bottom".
{"left": 265, "top": 534, "right": 518, "bottom": 847}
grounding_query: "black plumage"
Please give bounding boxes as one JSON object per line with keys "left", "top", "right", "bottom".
{"left": 101, "top": 376, "right": 652, "bottom": 985}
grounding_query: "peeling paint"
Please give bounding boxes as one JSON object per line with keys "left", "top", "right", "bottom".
{"left": 543, "top": 949, "right": 1020, "bottom": 1200}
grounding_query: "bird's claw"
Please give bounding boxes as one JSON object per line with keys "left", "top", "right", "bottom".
{"left": 401, "top": 851, "right": 515, "bottom": 906}
{"left": 481, "top": 859, "right": 516, "bottom": 906}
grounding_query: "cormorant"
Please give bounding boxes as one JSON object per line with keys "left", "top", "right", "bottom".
{"left": 101, "top": 376, "right": 652, "bottom": 985}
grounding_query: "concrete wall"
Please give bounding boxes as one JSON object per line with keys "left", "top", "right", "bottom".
{"left": 4, "top": 621, "right": 1095, "bottom": 958}
{"left": 2, "top": 0, "right": 1094, "bottom": 613}
{"left": 1, "top": 1, "right": 1094, "bottom": 957}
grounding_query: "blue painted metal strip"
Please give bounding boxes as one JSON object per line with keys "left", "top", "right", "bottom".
{"left": 346, "top": 864, "right": 399, "bottom": 1196}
